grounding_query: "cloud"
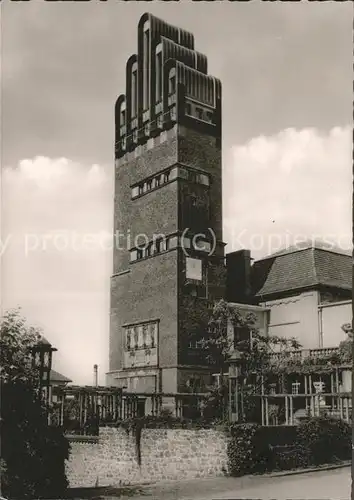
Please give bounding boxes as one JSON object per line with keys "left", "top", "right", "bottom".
{"left": 223, "top": 126, "right": 352, "bottom": 258}
{"left": 2, "top": 127, "right": 351, "bottom": 383}
{"left": 2, "top": 157, "right": 113, "bottom": 384}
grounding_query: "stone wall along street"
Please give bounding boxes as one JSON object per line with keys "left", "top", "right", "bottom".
{"left": 66, "top": 427, "right": 229, "bottom": 487}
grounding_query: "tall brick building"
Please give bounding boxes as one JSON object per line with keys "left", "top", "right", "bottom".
{"left": 107, "top": 14, "right": 226, "bottom": 392}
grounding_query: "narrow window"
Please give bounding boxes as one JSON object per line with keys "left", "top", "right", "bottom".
{"left": 131, "top": 67, "right": 137, "bottom": 118}
{"left": 185, "top": 103, "right": 192, "bottom": 116}
{"left": 168, "top": 69, "right": 176, "bottom": 95}
{"left": 120, "top": 107, "right": 126, "bottom": 128}
{"left": 155, "top": 175, "right": 161, "bottom": 187}
{"left": 143, "top": 28, "right": 150, "bottom": 110}
{"left": 138, "top": 184, "right": 144, "bottom": 195}
{"left": 126, "top": 329, "right": 132, "bottom": 350}
{"left": 206, "top": 111, "right": 213, "bottom": 123}
{"left": 150, "top": 324, "right": 156, "bottom": 348}
{"left": 196, "top": 285, "right": 207, "bottom": 299}
{"left": 155, "top": 239, "right": 161, "bottom": 253}
{"left": 168, "top": 236, "right": 178, "bottom": 249}
{"left": 130, "top": 250, "right": 138, "bottom": 262}
{"left": 198, "top": 174, "right": 209, "bottom": 186}
{"left": 146, "top": 179, "right": 153, "bottom": 191}
{"left": 132, "top": 186, "right": 139, "bottom": 198}
{"left": 190, "top": 286, "right": 198, "bottom": 297}
{"left": 196, "top": 107, "right": 203, "bottom": 120}
{"left": 160, "top": 239, "right": 167, "bottom": 252}
{"left": 188, "top": 171, "right": 197, "bottom": 183}
{"left": 163, "top": 171, "right": 170, "bottom": 183}
{"left": 155, "top": 48, "right": 162, "bottom": 103}
{"left": 144, "top": 244, "right": 151, "bottom": 258}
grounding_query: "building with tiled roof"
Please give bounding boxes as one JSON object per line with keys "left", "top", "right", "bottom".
{"left": 224, "top": 241, "right": 352, "bottom": 424}
{"left": 226, "top": 241, "right": 352, "bottom": 349}
{"left": 252, "top": 240, "right": 352, "bottom": 300}
{"left": 245, "top": 241, "right": 352, "bottom": 350}
{"left": 50, "top": 369, "right": 72, "bottom": 387}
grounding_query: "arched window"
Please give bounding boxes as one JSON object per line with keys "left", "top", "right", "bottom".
{"left": 119, "top": 101, "right": 126, "bottom": 129}
{"left": 143, "top": 21, "right": 150, "bottom": 110}
{"left": 131, "top": 62, "right": 138, "bottom": 118}
{"left": 168, "top": 67, "right": 176, "bottom": 96}
{"left": 155, "top": 44, "right": 162, "bottom": 103}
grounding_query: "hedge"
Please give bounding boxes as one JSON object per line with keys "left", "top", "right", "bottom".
{"left": 1, "top": 382, "right": 70, "bottom": 499}
{"left": 227, "top": 417, "right": 351, "bottom": 476}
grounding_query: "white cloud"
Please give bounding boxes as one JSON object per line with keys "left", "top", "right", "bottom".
{"left": 1, "top": 129, "right": 351, "bottom": 383}
{"left": 2, "top": 157, "right": 113, "bottom": 384}
{"left": 223, "top": 126, "right": 352, "bottom": 258}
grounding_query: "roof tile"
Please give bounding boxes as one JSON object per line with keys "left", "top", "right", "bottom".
{"left": 252, "top": 247, "right": 352, "bottom": 298}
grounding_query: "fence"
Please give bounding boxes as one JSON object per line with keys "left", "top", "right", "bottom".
{"left": 50, "top": 385, "right": 208, "bottom": 435}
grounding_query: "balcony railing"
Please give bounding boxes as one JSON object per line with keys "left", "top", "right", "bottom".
{"left": 270, "top": 347, "right": 340, "bottom": 362}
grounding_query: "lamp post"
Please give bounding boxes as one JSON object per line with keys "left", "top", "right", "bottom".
{"left": 228, "top": 351, "right": 242, "bottom": 423}
{"left": 31, "top": 336, "right": 57, "bottom": 405}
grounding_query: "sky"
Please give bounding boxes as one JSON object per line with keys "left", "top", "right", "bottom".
{"left": 1, "top": 1, "right": 352, "bottom": 384}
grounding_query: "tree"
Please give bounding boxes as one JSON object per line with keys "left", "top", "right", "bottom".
{"left": 201, "top": 300, "right": 301, "bottom": 422}
{"left": 0, "top": 308, "right": 41, "bottom": 385}
{"left": 0, "top": 309, "right": 70, "bottom": 499}
{"left": 338, "top": 322, "right": 353, "bottom": 363}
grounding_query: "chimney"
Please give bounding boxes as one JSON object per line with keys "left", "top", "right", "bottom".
{"left": 93, "top": 364, "right": 98, "bottom": 387}
{"left": 226, "top": 249, "right": 253, "bottom": 303}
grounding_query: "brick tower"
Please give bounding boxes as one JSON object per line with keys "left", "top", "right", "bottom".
{"left": 107, "top": 13, "right": 226, "bottom": 393}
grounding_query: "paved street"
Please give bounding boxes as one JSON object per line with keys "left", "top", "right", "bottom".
{"left": 115, "top": 466, "right": 351, "bottom": 500}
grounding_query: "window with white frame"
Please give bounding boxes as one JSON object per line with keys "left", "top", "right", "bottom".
{"left": 292, "top": 381, "right": 301, "bottom": 395}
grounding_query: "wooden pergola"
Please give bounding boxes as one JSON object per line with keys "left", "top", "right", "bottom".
{"left": 228, "top": 348, "right": 352, "bottom": 426}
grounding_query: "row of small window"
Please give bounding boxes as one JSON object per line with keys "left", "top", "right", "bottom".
{"left": 130, "top": 236, "right": 176, "bottom": 262}
{"left": 269, "top": 382, "right": 302, "bottom": 396}
{"left": 188, "top": 338, "right": 206, "bottom": 349}
{"left": 268, "top": 380, "right": 328, "bottom": 396}
{"left": 130, "top": 237, "right": 210, "bottom": 262}
{"left": 131, "top": 166, "right": 209, "bottom": 198}
{"left": 118, "top": 108, "right": 176, "bottom": 153}
{"left": 185, "top": 101, "right": 214, "bottom": 124}
{"left": 116, "top": 128, "right": 173, "bottom": 165}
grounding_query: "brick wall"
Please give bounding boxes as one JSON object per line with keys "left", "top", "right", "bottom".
{"left": 109, "top": 123, "right": 225, "bottom": 391}
{"left": 66, "top": 427, "right": 229, "bottom": 487}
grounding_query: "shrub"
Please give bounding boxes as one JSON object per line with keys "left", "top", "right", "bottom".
{"left": 296, "top": 416, "right": 351, "bottom": 465}
{"left": 1, "top": 381, "right": 70, "bottom": 499}
{"left": 258, "top": 425, "right": 298, "bottom": 447}
{"left": 271, "top": 445, "right": 310, "bottom": 471}
{"left": 227, "top": 423, "right": 272, "bottom": 476}
{"left": 227, "top": 417, "right": 351, "bottom": 477}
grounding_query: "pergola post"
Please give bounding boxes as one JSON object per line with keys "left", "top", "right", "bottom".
{"left": 285, "top": 396, "right": 288, "bottom": 425}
